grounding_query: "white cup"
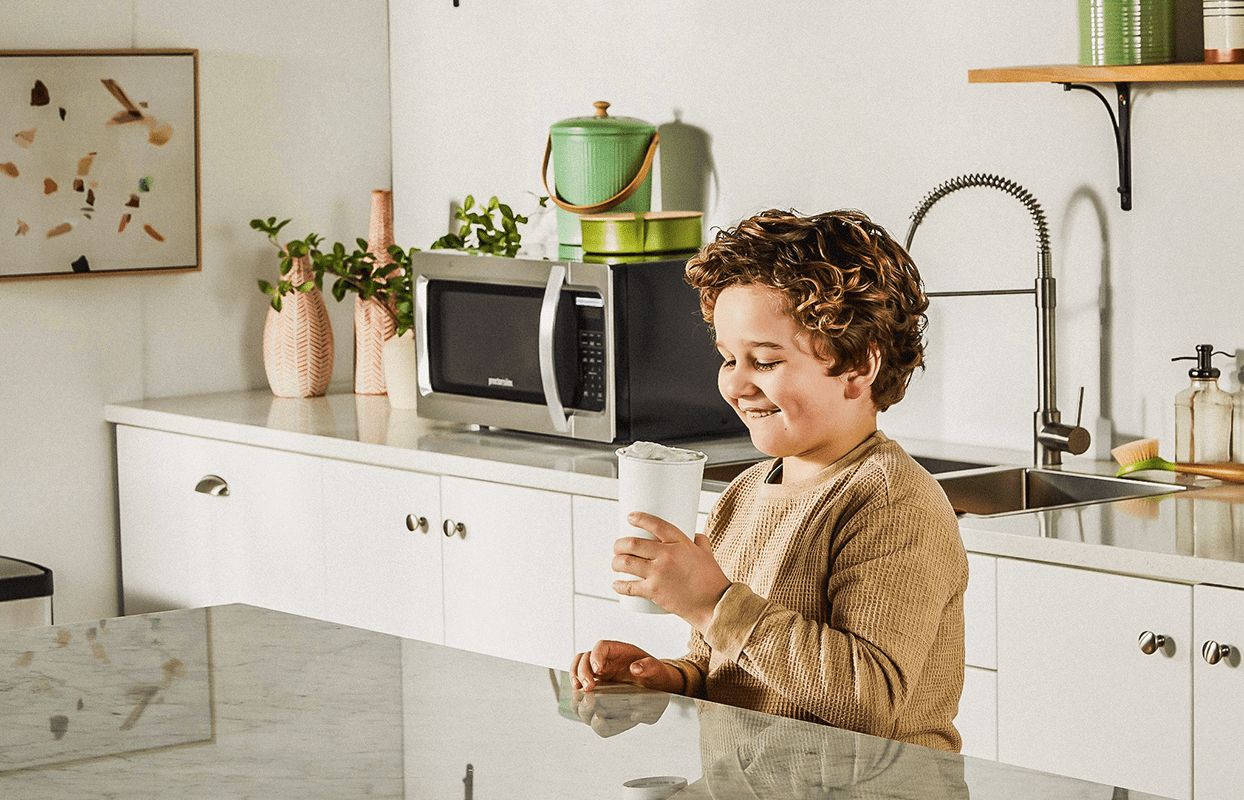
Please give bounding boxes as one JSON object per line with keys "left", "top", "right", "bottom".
{"left": 622, "top": 775, "right": 688, "bottom": 800}
{"left": 615, "top": 443, "right": 707, "bottom": 614}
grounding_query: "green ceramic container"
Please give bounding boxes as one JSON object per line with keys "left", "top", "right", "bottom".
{"left": 579, "top": 211, "right": 703, "bottom": 256}
{"left": 1079, "top": 0, "right": 1174, "bottom": 64}
{"left": 545, "top": 101, "right": 658, "bottom": 248}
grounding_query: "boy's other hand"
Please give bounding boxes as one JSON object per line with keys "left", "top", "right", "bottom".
{"left": 570, "top": 640, "right": 684, "bottom": 693}
{"left": 613, "top": 511, "right": 731, "bottom": 631}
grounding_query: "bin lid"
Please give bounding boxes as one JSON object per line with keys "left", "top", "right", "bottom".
{"left": 0, "top": 556, "right": 53, "bottom": 601}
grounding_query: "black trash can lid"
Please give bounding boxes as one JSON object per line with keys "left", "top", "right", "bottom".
{"left": 0, "top": 556, "right": 53, "bottom": 602}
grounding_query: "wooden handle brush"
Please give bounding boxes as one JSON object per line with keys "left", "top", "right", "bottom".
{"left": 1110, "top": 438, "right": 1244, "bottom": 484}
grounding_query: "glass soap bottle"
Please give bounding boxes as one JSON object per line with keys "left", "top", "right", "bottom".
{"left": 1172, "top": 344, "right": 1233, "bottom": 463}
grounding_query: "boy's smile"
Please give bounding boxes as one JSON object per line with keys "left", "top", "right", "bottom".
{"left": 713, "top": 284, "right": 879, "bottom": 483}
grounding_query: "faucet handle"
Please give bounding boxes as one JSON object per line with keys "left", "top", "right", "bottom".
{"left": 1039, "top": 417, "right": 1092, "bottom": 457}
{"left": 1074, "top": 386, "right": 1084, "bottom": 429}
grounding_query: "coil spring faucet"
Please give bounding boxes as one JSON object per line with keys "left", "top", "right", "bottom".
{"left": 904, "top": 173, "right": 1091, "bottom": 467}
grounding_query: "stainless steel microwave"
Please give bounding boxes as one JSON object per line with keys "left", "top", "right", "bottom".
{"left": 410, "top": 251, "right": 744, "bottom": 443}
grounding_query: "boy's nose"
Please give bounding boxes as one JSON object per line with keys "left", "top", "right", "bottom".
{"left": 719, "top": 366, "right": 755, "bottom": 400}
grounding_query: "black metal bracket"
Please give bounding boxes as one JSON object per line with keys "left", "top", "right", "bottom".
{"left": 1062, "top": 81, "right": 1132, "bottom": 211}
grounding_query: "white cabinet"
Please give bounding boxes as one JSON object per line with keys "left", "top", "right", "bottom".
{"left": 996, "top": 558, "right": 1193, "bottom": 800}
{"left": 1192, "top": 583, "right": 1244, "bottom": 799}
{"left": 116, "top": 426, "right": 325, "bottom": 620}
{"left": 956, "top": 553, "right": 998, "bottom": 761}
{"left": 321, "top": 460, "right": 443, "bottom": 643}
{"left": 441, "top": 476, "right": 574, "bottom": 669}
{"left": 117, "top": 428, "right": 575, "bottom": 669}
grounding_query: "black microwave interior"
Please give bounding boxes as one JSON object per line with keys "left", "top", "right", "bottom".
{"left": 426, "top": 280, "right": 605, "bottom": 411}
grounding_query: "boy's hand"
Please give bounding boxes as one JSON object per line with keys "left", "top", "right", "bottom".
{"left": 613, "top": 511, "right": 731, "bottom": 631}
{"left": 570, "top": 640, "right": 684, "bottom": 693}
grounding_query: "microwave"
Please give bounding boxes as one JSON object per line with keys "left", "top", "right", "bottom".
{"left": 410, "top": 251, "right": 745, "bottom": 443}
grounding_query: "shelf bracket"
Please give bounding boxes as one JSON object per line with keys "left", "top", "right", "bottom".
{"left": 1062, "top": 81, "right": 1132, "bottom": 211}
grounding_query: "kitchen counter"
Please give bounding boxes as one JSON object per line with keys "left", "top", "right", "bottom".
{"left": 104, "top": 389, "right": 1244, "bottom": 589}
{"left": 0, "top": 603, "right": 1173, "bottom": 799}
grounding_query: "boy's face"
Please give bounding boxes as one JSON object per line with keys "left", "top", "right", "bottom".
{"left": 713, "top": 284, "right": 878, "bottom": 472}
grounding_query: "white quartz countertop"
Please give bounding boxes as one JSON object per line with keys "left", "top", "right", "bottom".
{"left": 105, "top": 389, "right": 1244, "bottom": 589}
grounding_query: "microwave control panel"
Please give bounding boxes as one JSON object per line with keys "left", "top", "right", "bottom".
{"left": 573, "top": 295, "right": 607, "bottom": 412}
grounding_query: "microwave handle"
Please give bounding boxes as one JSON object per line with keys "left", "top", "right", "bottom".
{"left": 538, "top": 264, "right": 571, "bottom": 432}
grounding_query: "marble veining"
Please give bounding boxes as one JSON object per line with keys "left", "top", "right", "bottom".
{"left": 0, "top": 604, "right": 1175, "bottom": 798}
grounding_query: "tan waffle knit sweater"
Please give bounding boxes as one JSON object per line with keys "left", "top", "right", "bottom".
{"left": 664, "top": 431, "right": 967, "bottom": 752}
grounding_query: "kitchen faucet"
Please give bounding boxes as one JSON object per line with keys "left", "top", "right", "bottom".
{"left": 904, "top": 173, "right": 1091, "bottom": 467}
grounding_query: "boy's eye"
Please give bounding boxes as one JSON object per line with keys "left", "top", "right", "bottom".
{"left": 720, "top": 358, "right": 736, "bottom": 369}
{"left": 755, "top": 360, "right": 780, "bottom": 371}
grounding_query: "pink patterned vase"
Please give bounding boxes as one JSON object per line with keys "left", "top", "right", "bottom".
{"left": 354, "top": 189, "right": 397, "bottom": 395}
{"left": 262, "top": 252, "right": 334, "bottom": 398}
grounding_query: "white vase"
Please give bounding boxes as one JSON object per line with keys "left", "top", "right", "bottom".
{"left": 383, "top": 330, "right": 419, "bottom": 409}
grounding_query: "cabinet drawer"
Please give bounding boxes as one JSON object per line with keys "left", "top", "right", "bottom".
{"left": 573, "top": 594, "right": 695, "bottom": 660}
{"left": 572, "top": 495, "right": 708, "bottom": 600}
{"left": 965, "top": 553, "right": 996, "bottom": 669}
{"left": 956, "top": 666, "right": 997, "bottom": 761}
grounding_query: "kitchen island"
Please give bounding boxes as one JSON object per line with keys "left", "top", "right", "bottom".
{"left": 0, "top": 603, "right": 1173, "bottom": 799}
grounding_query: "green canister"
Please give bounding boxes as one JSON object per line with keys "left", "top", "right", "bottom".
{"left": 542, "top": 101, "right": 659, "bottom": 256}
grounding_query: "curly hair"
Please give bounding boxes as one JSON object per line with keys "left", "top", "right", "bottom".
{"left": 684, "top": 209, "right": 928, "bottom": 412}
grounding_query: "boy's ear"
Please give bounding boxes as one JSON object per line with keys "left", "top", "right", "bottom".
{"left": 843, "top": 348, "right": 881, "bottom": 401}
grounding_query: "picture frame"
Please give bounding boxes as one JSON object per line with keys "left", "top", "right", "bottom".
{"left": 0, "top": 49, "right": 200, "bottom": 281}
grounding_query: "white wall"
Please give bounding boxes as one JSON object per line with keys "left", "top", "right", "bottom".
{"left": 0, "top": 0, "right": 392, "bottom": 623}
{"left": 390, "top": 0, "right": 1244, "bottom": 465}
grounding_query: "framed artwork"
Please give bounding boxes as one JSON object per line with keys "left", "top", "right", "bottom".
{"left": 0, "top": 49, "right": 200, "bottom": 281}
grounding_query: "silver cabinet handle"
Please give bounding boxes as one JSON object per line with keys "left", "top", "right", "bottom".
{"left": 1139, "top": 631, "right": 1167, "bottom": 655}
{"left": 1203, "top": 640, "right": 1232, "bottom": 665}
{"left": 442, "top": 519, "right": 466, "bottom": 539}
{"left": 194, "top": 475, "right": 229, "bottom": 497}
{"left": 406, "top": 515, "right": 429, "bottom": 533}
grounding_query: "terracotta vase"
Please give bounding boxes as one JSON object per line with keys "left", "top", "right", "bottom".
{"left": 354, "top": 189, "right": 397, "bottom": 395}
{"left": 262, "top": 252, "right": 334, "bottom": 398}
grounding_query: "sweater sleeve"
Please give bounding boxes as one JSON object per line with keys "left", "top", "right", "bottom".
{"left": 701, "top": 494, "right": 965, "bottom": 739}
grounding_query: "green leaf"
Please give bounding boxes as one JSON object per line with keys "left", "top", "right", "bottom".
{"left": 258, "top": 279, "right": 275, "bottom": 294}
{"left": 463, "top": 194, "right": 475, "bottom": 211}
{"left": 296, "top": 281, "right": 315, "bottom": 292}
{"left": 270, "top": 295, "right": 283, "bottom": 312}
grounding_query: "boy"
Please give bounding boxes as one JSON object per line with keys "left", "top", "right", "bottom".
{"left": 570, "top": 209, "right": 967, "bottom": 753}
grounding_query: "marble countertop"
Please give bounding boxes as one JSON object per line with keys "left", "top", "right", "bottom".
{"left": 104, "top": 389, "right": 1244, "bottom": 588}
{"left": 0, "top": 604, "right": 1173, "bottom": 799}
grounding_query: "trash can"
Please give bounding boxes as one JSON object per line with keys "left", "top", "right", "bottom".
{"left": 0, "top": 556, "right": 53, "bottom": 631}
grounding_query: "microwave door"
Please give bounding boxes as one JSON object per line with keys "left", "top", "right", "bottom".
{"left": 539, "top": 264, "right": 571, "bottom": 433}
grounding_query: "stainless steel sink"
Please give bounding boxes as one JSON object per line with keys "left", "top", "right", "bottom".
{"left": 702, "top": 454, "right": 1190, "bottom": 518}
{"left": 936, "top": 467, "right": 1187, "bottom": 518}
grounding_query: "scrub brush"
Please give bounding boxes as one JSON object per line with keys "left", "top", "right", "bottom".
{"left": 1110, "top": 438, "right": 1244, "bottom": 484}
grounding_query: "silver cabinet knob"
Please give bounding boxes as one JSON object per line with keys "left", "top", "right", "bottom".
{"left": 1139, "top": 631, "right": 1167, "bottom": 655}
{"left": 1203, "top": 640, "right": 1232, "bottom": 665}
{"left": 194, "top": 475, "right": 229, "bottom": 497}
{"left": 442, "top": 519, "right": 466, "bottom": 539}
{"left": 405, "top": 514, "right": 429, "bottom": 533}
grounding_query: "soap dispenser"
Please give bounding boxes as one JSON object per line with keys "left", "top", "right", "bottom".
{"left": 1172, "top": 344, "right": 1233, "bottom": 463}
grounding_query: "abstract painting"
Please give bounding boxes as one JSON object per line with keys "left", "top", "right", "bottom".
{"left": 0, "top": 50, "right": 199, "bottom": 281}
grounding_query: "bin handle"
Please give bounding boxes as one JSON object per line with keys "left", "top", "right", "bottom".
{"left": 541, "top": 131, "right": 659, "bottom": 215}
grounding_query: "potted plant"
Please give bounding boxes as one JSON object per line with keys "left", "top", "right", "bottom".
{"left": 251, "top": 217, "right": 334, "bottom": 398}
{"left": 431, "top": 194, "right": 547, "bottom": 257}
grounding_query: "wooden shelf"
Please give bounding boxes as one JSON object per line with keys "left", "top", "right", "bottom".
{"left": 970, "top": 63, "right": 1244, "bottom": 84}
{"left": 968, "top": 63, "right": 1244, "bottom": 209}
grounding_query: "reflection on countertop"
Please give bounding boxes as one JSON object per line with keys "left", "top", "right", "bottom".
{"left": 3, "top": 604, "right": 1173, "bottom": 799}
